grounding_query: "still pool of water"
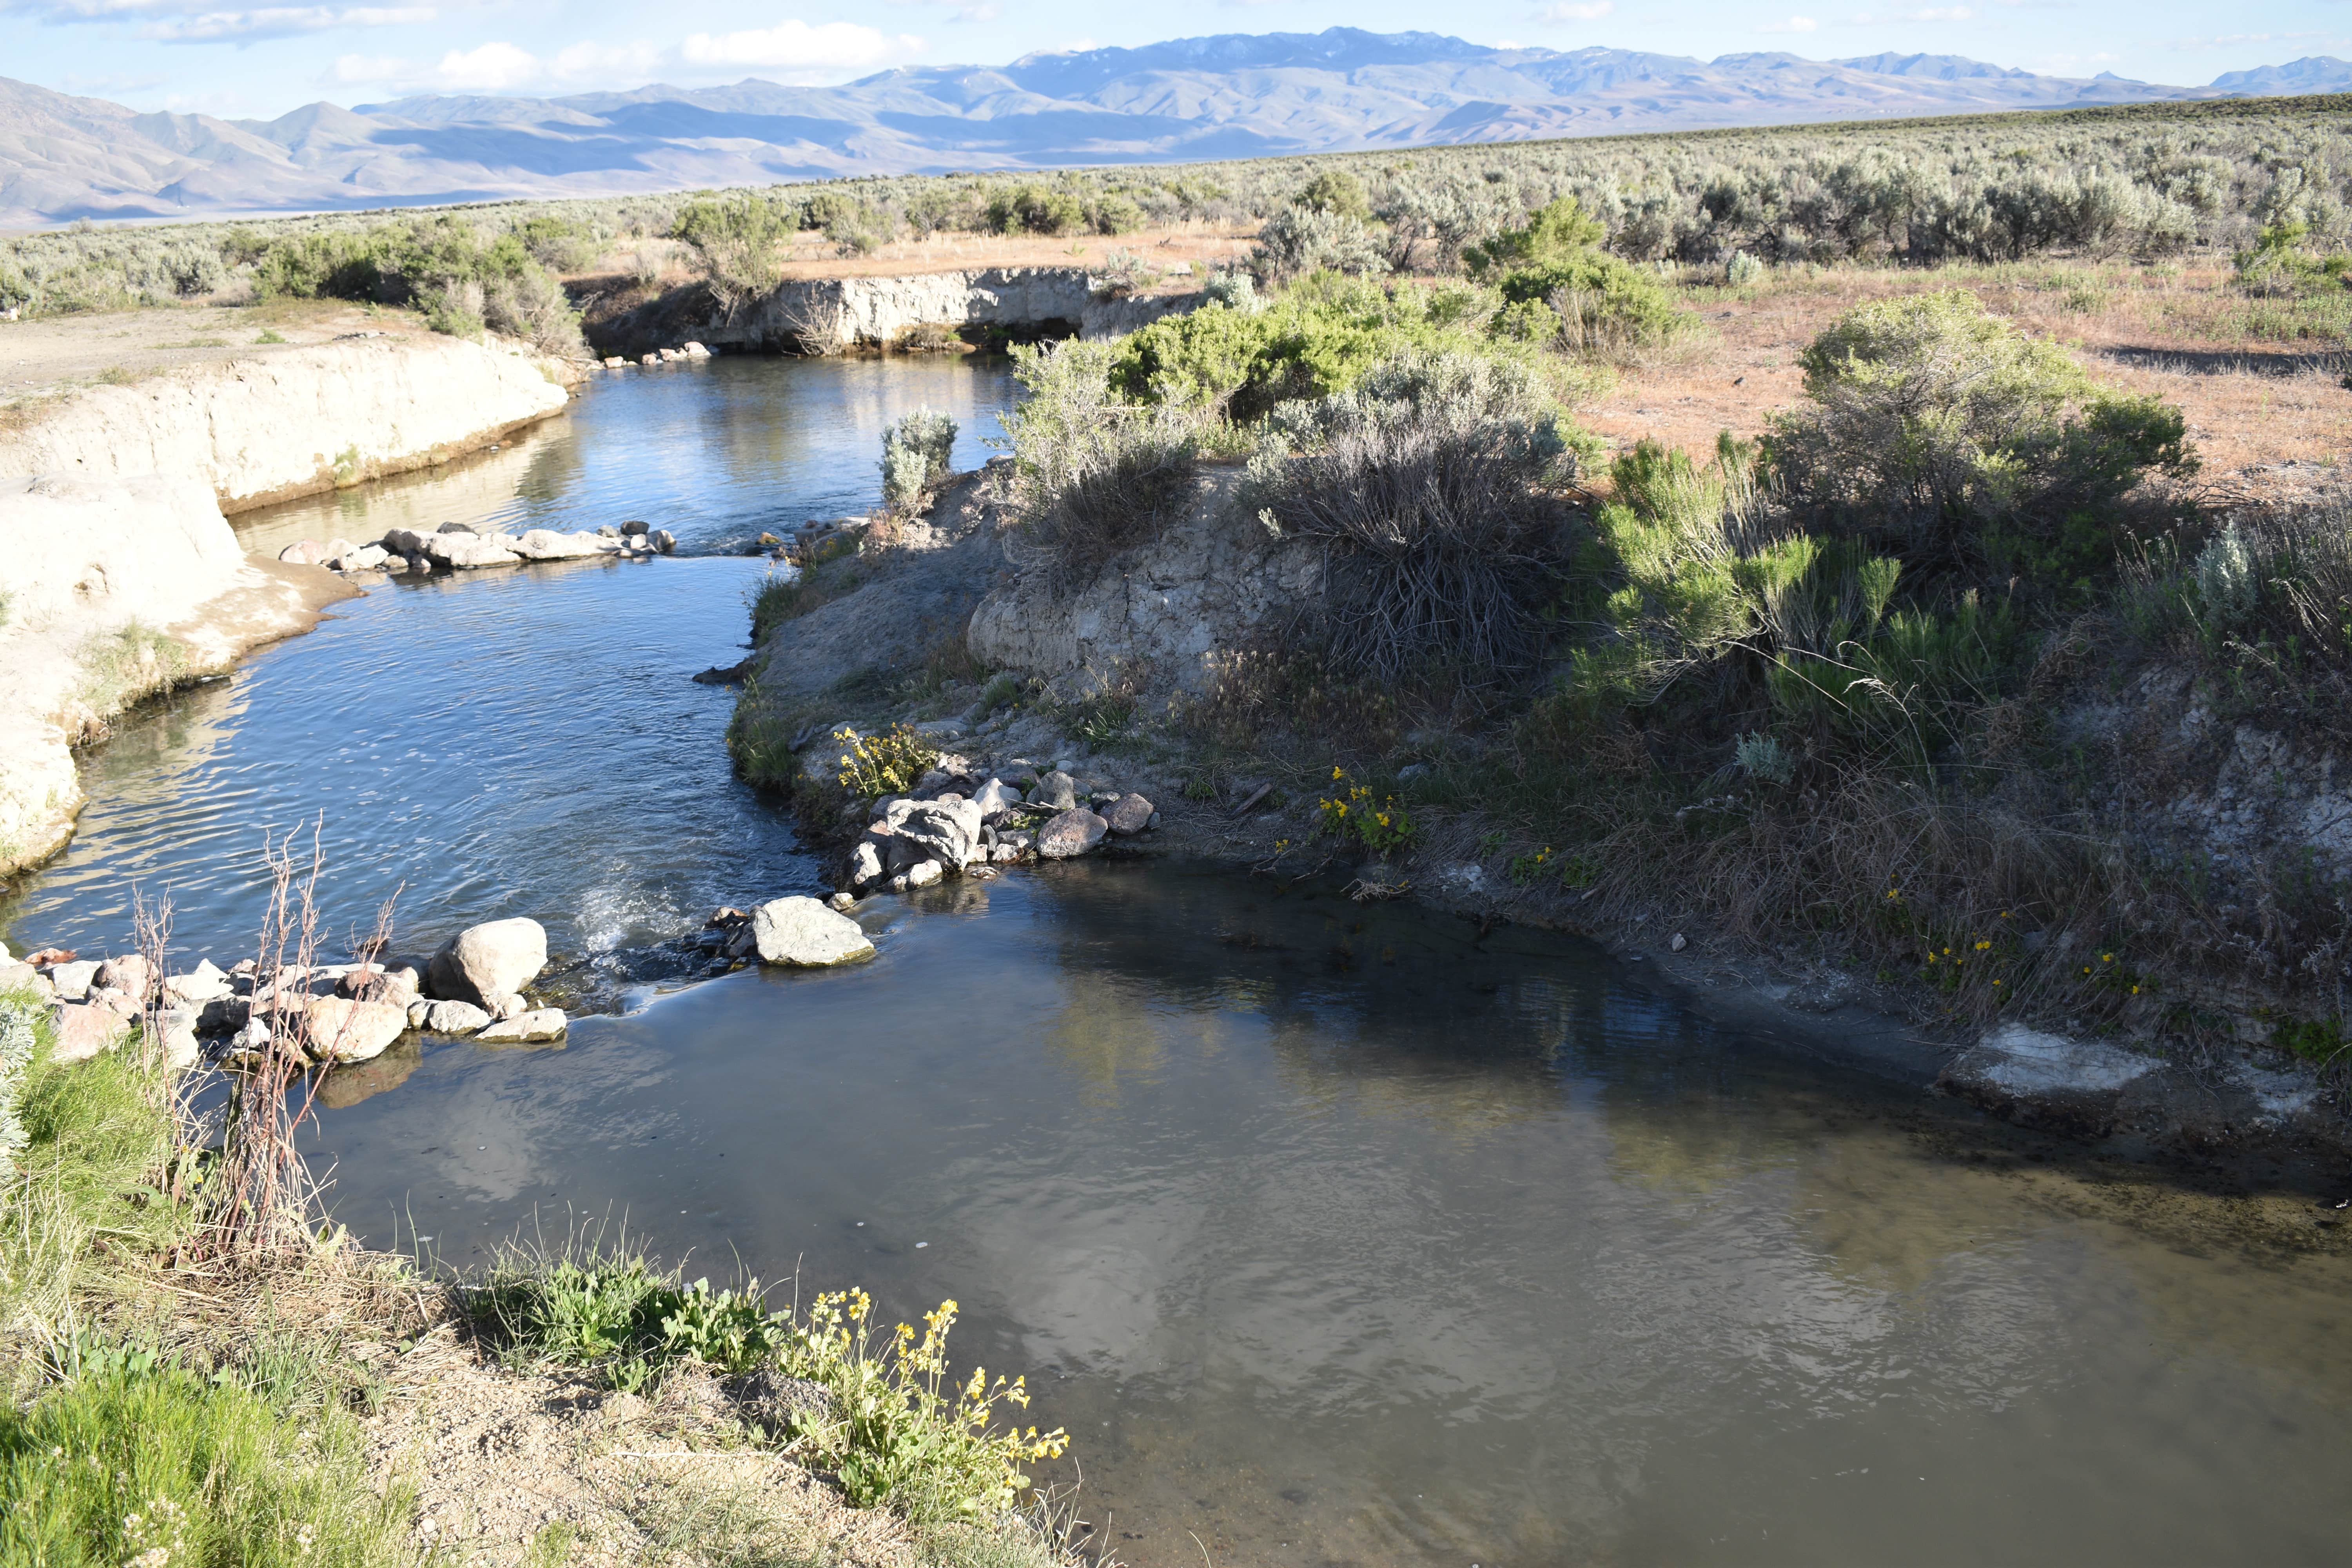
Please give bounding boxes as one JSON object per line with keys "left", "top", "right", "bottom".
{"left": 10, "top": 356, "right": 2352, "bottom": 1566}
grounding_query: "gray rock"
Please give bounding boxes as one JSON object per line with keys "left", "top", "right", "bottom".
{"left": 45, "top": 960, "right": 98, "bottom": 1001}
{"left": 903, "top": 859, "right": 944, "bottom": 889}
{"left": 893, "top": 799, "right": 984, "bottom": 868}
{"left": 337, "top": 963, "right": 418, "bottom": 1007}
{"left": 0, "top": 962, "right": 47, "bottom": 997}
{"left": 302, "top": 996, "right": 408, "bottom": 1064}
{"left": 278, "top": 539, "right": 327, "bottom": 565}
{"left": 514, "top": 528, "right": 613, "bottom": 562}
{"left": 93, "top": 954, "right": 152, "bottom": 1000}
{"left": 477, "top": 1008, "right": 567, "bottom": 1044}
{"left": 620, "top": 518, "right": 650, "bottom": 537}
{"left": 1036, "top": 809, "right": 1108, "bottom": 860}
{"left": 167, "top": 959, "right": 233, "bottom": 1003}
{"left": 652, "top": 530, "right": 676, "bottom": 554}
{"left": 425, "top": 918, "right": 548, "bottom": 1008}
{"left": 154, "top": 1006, "right": 201, "bottom": 1071}
{"left": 49, "top": 1001, "right": 130, "bottom": 1062}
{"left": 848, "top": 838, "right": 886, "bottom": 893}
{"left": 490, "top": 993, "right": 529, "bottom": 1022}
{"left": 1103, "top": 793, "right": 1155, "bottom": 835}
{"left": 750, "top": 897, "right": 875, "bottom": 967}
{"left": 330, "top": 544, "right": 390, "bottom": 572}
{"left": 420, "top": 1000, "right": 492, "bottom": 1036}
{"left": 973, "top": 778, "right": 1023, "bottom": 816}
{"left": 227, "top": 1019, "right": 274, "bottom": 1058}
{"left": 197, "top": 995, "right": 249, "bottom": 1034}
{"left": 406, "top": 1000, "right": 432, "bottom": 1029}
{"left": 1031, "top": 771, "right": 1079, "bottom": 811}
{"left": 437, "top": 521, "right": 478, "bottom": 535}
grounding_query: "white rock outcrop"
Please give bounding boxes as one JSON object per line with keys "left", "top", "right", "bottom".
{"left": 0, "top": 332, "right": 573, "bottom": 513}
{"left": 647, "top": 269, "right": 1196, "bottom": 356}
{"left": 968, "top": 471, "right": 1325, "bottom": 696}
{"left": 0, "top": 473, "right": 355, "bottom": 876}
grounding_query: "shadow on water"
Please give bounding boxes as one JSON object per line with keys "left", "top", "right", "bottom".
{"left": 303, "top": 863, "right": 2352, "bottom": 1568}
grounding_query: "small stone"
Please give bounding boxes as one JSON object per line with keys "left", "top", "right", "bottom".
{"left": 302, "top": 996, "right": 409, "bottom": 1064}
{"left": 1103, "top": 793, "right": 1154, "bottom": 835}
{"left": 904, "top": 859, "right": 944, "bottom": 889}
{"left": 227, "top": 1018, "right": 274, "bottom": 1058}
{"left": 828, "top": 891, "right": 857, "bottom": 912}
{"left": 154, "top": 1006, "right": 201, "bottom": 1071}
{"left": 750, "top": 897, "right": 875, "bottom": 967}
{"left": 1036, "top": 809, "right": 1107, "bottom": 860}
{"left": 848, "top": 838, "right": 886, "bottom": 893}
{"left": 1030, "top": 771, "right": 1079, "bottom": 811}
{"left": 167, "top": 959, "right": 233, "bottom": 1003}
{"left": 652, "top": 530, "right": 676, "bottom": 554}
{"left": 490, "top": 993, "right": 530, "bottom": 1022}
{"left": 420, "top": 1000, "right": 492, "bottom": 1036}
{"left": 45, "top": 960, "right": 100, "bottom": 1001}
{"left": 93, "top": 954, "right": 153, "bottom": 1001}
{"left": 1670, "top": 933, "right": 1688, "bottom": 952}
{"left": 0, "top": 962, "right": 47, "bottom": 998}
{"left": 278, "top": 539, "right": 327, "bottom": 566}
{"left": 973, "top": 778, "right": 1022, "bottom": 815}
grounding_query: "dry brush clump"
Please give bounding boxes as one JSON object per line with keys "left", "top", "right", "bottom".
{"left": 1248, "top": 349, "right": 1584, "bottom": 685}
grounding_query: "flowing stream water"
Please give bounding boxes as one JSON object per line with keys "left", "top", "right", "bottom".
{"left": 7, "top": 358, "right": 2352, "bottom": 1566}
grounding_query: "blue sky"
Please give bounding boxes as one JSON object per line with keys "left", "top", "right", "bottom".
{"left": 7, "top": 0, "right": 2347, "bottom": 120}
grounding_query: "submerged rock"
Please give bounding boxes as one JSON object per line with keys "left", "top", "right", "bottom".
{"left": 750, "top": 897, "right": 875, "bottom": 967}
{"left": 418, "top": 999, "right": 493, "bottom": 1036}
{"left": 1036, "top": 808, "right": 1108, "bottom": 860}
{"left": 425, "top": 918, "right": 548, "bottom": 1008}
{"left": 477, "top": 1007, "right": 568, "bottom": 1044}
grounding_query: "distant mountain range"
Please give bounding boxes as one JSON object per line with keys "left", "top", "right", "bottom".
{"left": 3, "top": 29, "right": 2348, "bottom": 229}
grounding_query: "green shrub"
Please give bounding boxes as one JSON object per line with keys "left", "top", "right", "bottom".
{"left": 1000, "top": 338, "right": 1209, "bottom": 588}
{"left": 1109, "top": 273, "right": 1530, "bottom": 423}
{"left": 1461, "top": 196, "right": 1608, "bottom": 278}
{"left": 881, "top": 409, "right": 958, "bottom": 509}
{"left": 1493, "top": 248, "right": 1695, "bottom": 358}
{"left": 0, "top": 995, "right": 37, "bottom": 1183}
{"left": 1250, "top": 208, "right": 1389, "bottom": 283}
{"left": 1294, "top": 169, "right": 1373, "bottom": 220}
{"left": 983, "top": 184, "right": 1086, "bottom": 237}
{"left": 1768, "top": 289, "right": 2196, "bottom": 577}
{"left": 672, "top": 194, "right": 793, "bottom": 315}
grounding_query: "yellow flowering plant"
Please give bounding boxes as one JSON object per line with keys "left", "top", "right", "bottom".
{"left": 1316, "top": 767, "right": 1418, "bottom": 855}
{"left": 778, "top": 1291, "right": 1069, "bottom": 1517}
{"left": 835, "top": 724, "right": 938, "bottom": 800}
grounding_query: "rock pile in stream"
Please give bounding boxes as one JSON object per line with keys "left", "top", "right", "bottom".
{"left": 279, "top": 519, "right": 677, "bottom": 577}
{"left": 835, "top": 748, "right": 1157, "bottom": 898}
{"left": 0, "top": 917, "right": 567, "bottom": 1073}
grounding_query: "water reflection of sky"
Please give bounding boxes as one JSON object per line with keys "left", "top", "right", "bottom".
{"left": 1, "top": 356, "right": 1014, "bottom": 961}
{"left": 307, "top": 865, "right": 2352, "bottom": 1568}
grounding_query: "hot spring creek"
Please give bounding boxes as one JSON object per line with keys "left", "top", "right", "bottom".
{"left": 7, "top": 356, "right": 2351, "bottom": 1566}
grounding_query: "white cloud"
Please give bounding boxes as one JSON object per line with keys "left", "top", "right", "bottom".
{"left": 431, "top": 39, "right": 539, "bottom": 89}
{"left": 1907, "top": 5, "right": 1973, "bottom": 18}
{"left": 140, "top": 4, "right": 430, "bottom": 40}
{"left": 1538, "top": 2, "right": 1614, "bottom": 19}
{"left": 950, "top": 0, "right": 1000, "bottom": 19}
{"left": 1758, "top": 14, "right": 1818, "bottom": 30}
{"left": 679, "top": 20, "right": 920, "bottom": 72}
